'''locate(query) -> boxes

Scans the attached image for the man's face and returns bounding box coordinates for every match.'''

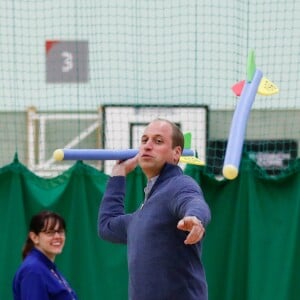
[138,120,181,178]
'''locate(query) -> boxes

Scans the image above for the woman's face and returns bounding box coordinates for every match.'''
[30,220,66,261]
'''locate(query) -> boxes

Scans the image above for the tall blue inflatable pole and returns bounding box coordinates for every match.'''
[222,50,279,179]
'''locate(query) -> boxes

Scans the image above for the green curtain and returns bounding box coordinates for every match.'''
[1,155,300,300]
[186,157,300,300]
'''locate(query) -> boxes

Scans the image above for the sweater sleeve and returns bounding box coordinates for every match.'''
[97,176,131,243]
[18,271,49,300]
[172,175,211,226]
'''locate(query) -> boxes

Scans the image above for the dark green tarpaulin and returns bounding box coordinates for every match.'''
[1,155,300,300]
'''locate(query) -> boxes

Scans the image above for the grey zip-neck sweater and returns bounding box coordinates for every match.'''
[98,163,211,300]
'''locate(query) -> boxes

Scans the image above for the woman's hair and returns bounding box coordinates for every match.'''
[22,210,66,260]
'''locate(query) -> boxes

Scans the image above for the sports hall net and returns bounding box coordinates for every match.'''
[0,0,300,178]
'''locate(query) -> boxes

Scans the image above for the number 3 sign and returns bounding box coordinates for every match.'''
[46,40,89,83]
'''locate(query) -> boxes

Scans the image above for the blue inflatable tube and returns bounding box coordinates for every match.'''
[53,148,195,161]
[222,69,263,179]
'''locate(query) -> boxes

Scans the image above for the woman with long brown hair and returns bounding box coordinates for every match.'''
[13,210,78,299]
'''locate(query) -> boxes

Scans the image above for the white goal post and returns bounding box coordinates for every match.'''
[101,105,208,174]
[27,107,102,177]
[26,105,208,177]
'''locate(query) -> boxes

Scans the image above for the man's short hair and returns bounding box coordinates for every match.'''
[153,118,184,153]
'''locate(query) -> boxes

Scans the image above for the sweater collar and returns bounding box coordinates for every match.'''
[158,163,183,181]
[29,247,57,270]
[147,163,182,196]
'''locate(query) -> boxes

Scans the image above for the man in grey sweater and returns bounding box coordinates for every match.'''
[98,118,211,300]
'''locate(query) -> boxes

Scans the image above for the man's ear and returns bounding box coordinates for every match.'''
[173,146,182,163]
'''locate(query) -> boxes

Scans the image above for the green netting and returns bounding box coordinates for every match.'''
[1,1,300,299]
[0,1,300,178]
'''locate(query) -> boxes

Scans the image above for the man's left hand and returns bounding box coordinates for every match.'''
[177,216,205,245]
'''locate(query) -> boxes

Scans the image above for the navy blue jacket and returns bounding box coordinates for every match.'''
[98,163,211,300]
[13,248,78,300]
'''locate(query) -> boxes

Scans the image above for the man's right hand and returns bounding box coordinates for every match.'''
[111,154,139,176]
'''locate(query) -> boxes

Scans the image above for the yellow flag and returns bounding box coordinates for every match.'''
[179,156,205,166]
[257,77,279,96]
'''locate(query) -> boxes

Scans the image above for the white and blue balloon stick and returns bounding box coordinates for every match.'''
[53,132,205,166]
[222,50,279,179]
[54,148,195,161]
